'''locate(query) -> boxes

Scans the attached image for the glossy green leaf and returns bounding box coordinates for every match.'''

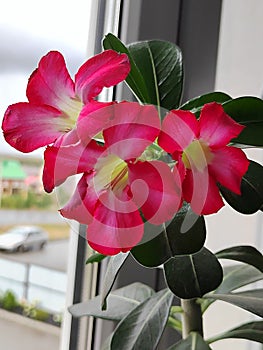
[103,33,184,110]
[101,252,129,310]
[110,288,173,350]
[167,333,212,350]
[164,248,223,299]
[132,203,206,267]
[216,264,263,294]
[201,264,263,312]
[216,246,263,272]
[207,321,263,344]
[103,33,150,103]
[128,40,183,110]
[222,96,263,146]
[204,289,263,317]
[180,91,232,115]
[219,160,263,214]
[68,282,154,321]
[86,253,107,265]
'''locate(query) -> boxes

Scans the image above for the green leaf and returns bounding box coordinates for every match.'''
[200,264,263,312]
[216,246,263,272]
[207,321,263,344]
[86,253,107,265]
[101,252,129,310]
[180,91,232,115]
[222,96,263,146]
[103,33,150,103]
[164,248,223,299]
[132,203,206,267]
[167,333,212,350]
[68,282,154,321]
[103,33,184,110]
[204,289,263,317]
[128,40,183,110]
[215,264,263,294]
[219,160,263,214]
[110,288,173,350]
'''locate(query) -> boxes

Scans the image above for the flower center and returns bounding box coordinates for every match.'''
[61,97,83,132]
[182,139,213,171]
[140,142,164,161]
[94,154,128,193]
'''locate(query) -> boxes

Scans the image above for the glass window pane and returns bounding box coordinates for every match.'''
[0,1,97,349]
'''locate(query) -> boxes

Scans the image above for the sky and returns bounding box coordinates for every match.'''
[0,0,93,158]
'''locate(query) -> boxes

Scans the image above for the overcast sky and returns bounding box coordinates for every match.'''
[0,0,93,158]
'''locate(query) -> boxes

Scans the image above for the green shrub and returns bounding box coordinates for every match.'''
[1,290,18,311]
[21,300,49,322]
[1,194,25,209]
[22,299,38,317]
[1,191,53,209]
[33,308,50,322]
[25,191,53,209]
[53,312,63,325]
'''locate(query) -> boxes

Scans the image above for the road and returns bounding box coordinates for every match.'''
[0,239,69,272]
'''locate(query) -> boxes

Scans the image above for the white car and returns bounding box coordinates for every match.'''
[0,226,48,252]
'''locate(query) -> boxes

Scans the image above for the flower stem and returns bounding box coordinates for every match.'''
[181,298,203,339]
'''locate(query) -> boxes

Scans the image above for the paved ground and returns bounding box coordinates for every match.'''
[0,239,69,272]
[0,309,60,350]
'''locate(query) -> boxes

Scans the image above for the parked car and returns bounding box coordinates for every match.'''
[0,226,48,252]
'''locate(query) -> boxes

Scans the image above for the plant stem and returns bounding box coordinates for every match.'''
[181,298,203,339]
[167,316,182,332]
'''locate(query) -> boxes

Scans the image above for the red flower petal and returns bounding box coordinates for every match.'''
[53,128,79,147]
[87,241,125,256]
[128,160,182,225]
[199,102,245,148]
[75,50,130,104]
[87,190,143,255]
[159,109,199,153]
[173,155,186,183]
[183,168,224,215]
[60,175,93,225]
[26,51,75,111]
[103,102,161,160]
[209,146,249,194]
[43,139,105,192]
[77,101,115,142]
[2,103,66,152]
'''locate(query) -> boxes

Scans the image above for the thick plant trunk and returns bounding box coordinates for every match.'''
[181,298,203,338]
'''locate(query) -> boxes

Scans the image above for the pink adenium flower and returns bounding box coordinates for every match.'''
[45,102,182,255]
[158,102,249,215]
[2,50,130,152]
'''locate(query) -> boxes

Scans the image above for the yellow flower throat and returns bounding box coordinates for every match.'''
[182,139,213,171]
[94,154,128,193]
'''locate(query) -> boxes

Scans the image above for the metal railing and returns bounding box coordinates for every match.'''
[0,258,66,313]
